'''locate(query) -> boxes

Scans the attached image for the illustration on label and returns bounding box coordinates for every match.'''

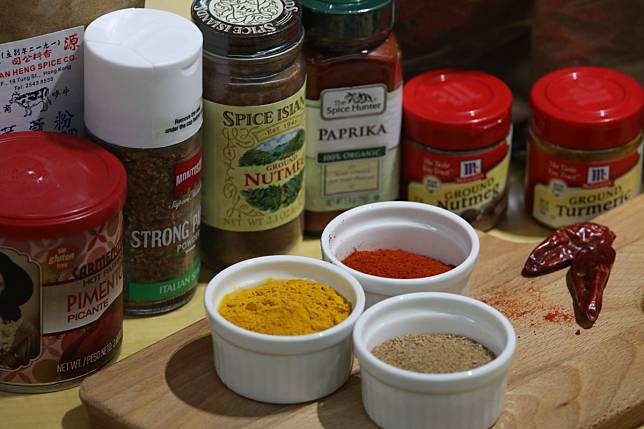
[0,27,84,135]
[306,85,402,212]
[193,0,298,33]
[202,86,306,232]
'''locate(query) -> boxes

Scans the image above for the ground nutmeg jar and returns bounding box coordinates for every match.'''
[85,9,204,314]
[402,70,513,230]
[301,0,403,235]
[526,66,644,228]
[192,0,306,270]
[0,131,126,392]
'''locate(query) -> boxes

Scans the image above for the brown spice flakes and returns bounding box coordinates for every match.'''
[371,334,495,374]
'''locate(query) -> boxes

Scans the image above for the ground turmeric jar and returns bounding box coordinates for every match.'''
[192,0,306,270]
[526,67,644,228]
[402,70,513,231]
[301,0,403,235]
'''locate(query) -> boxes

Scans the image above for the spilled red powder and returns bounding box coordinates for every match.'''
[544,309,573,323]
[575,330,581,335]
[341,248,454,279]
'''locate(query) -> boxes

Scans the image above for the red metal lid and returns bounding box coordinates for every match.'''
[530,67,644,150]
[403,70,512,151]
[0,132,127,239]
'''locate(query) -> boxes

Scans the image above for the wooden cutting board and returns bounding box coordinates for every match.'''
[80,196,644,429]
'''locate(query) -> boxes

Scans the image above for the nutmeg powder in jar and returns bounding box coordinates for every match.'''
[193,0,306,270]
[84,9,204,315]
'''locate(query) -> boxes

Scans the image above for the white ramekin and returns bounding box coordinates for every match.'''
[321,201,480,307]
[353,292,516,429]
[204,255,365,404]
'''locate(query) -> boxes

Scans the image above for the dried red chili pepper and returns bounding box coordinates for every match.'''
[568,244,616,322]
[522,222,616,276]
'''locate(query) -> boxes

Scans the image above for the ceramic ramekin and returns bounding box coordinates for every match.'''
[321,201,480,307]
[204,255,365,404]
[353,292,516,429]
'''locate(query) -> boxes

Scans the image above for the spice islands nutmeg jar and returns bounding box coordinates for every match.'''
[0,131,126,393]
[192,0,306,270]
[402,70,513,230]
[526,67,644,228]
[301,0,403,235]
[84,9,204,315]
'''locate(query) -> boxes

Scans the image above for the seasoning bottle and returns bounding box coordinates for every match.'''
[192,0,306,270]
[0,131,126,392]
[402,70,513,230]
[526,67,644,228]
[300,0,403,235]
[84,9,204,315]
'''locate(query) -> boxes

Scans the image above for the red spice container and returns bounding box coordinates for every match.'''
[0,132,126,392]
[301,0,403,234]
[526,67,644,228]
[402,70,513,230]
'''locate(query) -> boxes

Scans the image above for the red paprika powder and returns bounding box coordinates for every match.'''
[341,249,454,279]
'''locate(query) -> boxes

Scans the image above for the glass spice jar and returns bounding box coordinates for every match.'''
[84,9,204,315]
[402,70,513,231]
[526,67,644,228]
[301,0,403,235]
[192,0,306,270]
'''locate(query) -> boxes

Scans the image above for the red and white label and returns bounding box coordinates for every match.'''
[175,150,202,198]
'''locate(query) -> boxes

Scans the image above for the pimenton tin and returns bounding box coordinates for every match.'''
[402,70,513,230]
[526,67,644,228]
[0,132,127,392]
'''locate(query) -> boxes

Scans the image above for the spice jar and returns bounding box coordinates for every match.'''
[402,70,513,230]
[192,0,306,270]
[84,9,204,315]
[526,67,644,228]
[0,131,126,393]
[301,0,403,235]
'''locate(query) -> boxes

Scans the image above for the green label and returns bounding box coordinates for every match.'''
[317,147,386,163]
[128,259,201,301]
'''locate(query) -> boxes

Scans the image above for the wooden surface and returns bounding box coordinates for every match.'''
[79,196,644,429]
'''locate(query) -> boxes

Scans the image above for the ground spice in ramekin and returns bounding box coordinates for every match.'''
[372,333,495,374]
[341,248,454,279]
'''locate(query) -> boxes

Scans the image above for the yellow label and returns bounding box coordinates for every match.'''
[533,159,642,227]
[408,151,510,213]
[201,86,306,232]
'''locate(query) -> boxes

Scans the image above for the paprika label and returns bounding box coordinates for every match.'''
[0,214,123,389]
[405,136,511,215]
[526,137,643,228]
[201,84,306,232]
[305,84,402,211]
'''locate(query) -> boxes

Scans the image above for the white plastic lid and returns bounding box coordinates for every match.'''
[84,8,203,149]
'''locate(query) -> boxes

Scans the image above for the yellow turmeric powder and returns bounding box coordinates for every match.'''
[219,278,352,336]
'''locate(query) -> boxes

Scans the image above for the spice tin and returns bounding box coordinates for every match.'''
[402,70,513,230]
[84,9,203,315]
[192,0,306,270]
[0,132,126,392]
[526,67,644,228]
[300,0,403,235]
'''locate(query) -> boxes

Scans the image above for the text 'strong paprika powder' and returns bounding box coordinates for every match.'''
[301,0,403,234]
[526,67,644,228]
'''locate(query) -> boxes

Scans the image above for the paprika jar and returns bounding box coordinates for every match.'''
[301,0,403,235]
[402,70,513,231]
[0,132,126,392]
[192,0,306,270]
[526,67,644,228]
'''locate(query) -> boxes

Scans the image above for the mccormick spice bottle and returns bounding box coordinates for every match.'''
[84,9,204,315]
[526,67,644,228]
[402,70,513,230]
[192,0,306,270]
[301,0,403,235]
[0,131,126,392]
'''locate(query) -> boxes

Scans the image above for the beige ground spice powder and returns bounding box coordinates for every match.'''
[372,333,496,374]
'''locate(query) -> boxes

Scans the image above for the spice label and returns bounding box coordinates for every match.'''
[0,27,84,136]
[406,136,511,215]
[305,85,402,211]
[193,0,299,33]
[202,85,306,232]
[0,215,123,387]
[528,138,643,228]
